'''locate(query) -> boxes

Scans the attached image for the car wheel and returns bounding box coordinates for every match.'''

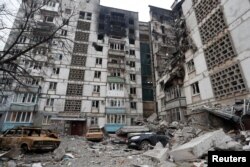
[21,144,28,153]
[139,140,150,150]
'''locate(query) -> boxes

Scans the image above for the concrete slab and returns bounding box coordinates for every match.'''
[169,129,230,161]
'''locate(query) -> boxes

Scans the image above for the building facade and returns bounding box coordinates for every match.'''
[182,0,250,116]
[0,0,143,134]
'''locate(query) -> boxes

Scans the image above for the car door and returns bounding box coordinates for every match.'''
[0,129,16,149]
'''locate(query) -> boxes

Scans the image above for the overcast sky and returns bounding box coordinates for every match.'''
[100,0,174,21]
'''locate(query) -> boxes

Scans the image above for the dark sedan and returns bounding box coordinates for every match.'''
[127,132,170,150]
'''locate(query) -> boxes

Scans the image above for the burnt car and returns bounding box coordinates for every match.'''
[86,126,104,141]
[0,126,60,152]
[127,132,170,150]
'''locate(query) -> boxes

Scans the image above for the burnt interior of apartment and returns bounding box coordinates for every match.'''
[98,7,134,39]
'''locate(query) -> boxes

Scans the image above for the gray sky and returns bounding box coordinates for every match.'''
[100,0,174,21]
[0,0,173,50]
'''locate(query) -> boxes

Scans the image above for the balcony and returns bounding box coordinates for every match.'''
[108,49,125,57]
[104,124,125,133]
[15,85,41,93]
[107,63,125,69]
[107,76,125,83]
[106,107,126,114]
[10,103,38,112]
[164,97,187,110]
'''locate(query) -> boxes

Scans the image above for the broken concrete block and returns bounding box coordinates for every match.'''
[32,163,42,167]
[143,148,169,162]
[169,121,179,129]
[159,161,177,167]
[7,160,17,167]
[147,113,157,123]
[154,142,164,149]
[53,147,65,161]
[243,143,250,151]
[169,129,230,161]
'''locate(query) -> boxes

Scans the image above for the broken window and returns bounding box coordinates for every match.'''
[5,111,32,123]
[44,16,54,22]
[130,74,136,81]
[53,67,60,75]
[130,61,135,68]
[0,96,7,104]
[68,69,85,81]
[107,114,126,124]
[130,87,136,95]
[98,34,104,40]
[187,59,195,73]
[92,100,99,108]
[109,83,123,91]
[79,11,85,19]
[61,30,67,36]
[64,100,81,112]
[65,8,72,14]
[191,82,200,95]
[130,102,137,109]
[129,28,135,35]
[63,19,69,25]
[129,50,135,55]
[94,71,101,78]
[91,117,98,125]
[129,38,135,45]
[66,84,83,96]
[42,116,51,125]
[49,82,57,90]
[93,85,100,93]
[15,93,38,103]
[129,18,134,25]
[87,13,92,20]
[46,98,54,107]
[96,58,102,65]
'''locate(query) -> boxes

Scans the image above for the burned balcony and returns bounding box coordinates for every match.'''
[163,85,187,110]
[107,62,125,69]
[108,40,126,56]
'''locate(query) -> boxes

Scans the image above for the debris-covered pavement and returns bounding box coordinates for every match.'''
[1,117,250,167]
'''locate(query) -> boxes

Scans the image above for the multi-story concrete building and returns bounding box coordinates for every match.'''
[0,0,143,135]
[182,0,250,116]
[150,0,250,123]
[149,1,189,122]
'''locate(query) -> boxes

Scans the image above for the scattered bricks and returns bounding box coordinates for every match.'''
[210,63,246,99]
[199,8,227,44]
[204,33,236,70]
[169,129,231,161]
[194,0,220,23]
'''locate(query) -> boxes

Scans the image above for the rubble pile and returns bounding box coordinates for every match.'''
[1,115,250,167]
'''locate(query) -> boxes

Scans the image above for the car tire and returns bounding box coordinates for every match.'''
[21,144,28,153]
[139,140,150,150]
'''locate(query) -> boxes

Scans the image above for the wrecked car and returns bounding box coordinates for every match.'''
[127,132,170,150]
[86,126,104,141]
[0,126,60,152]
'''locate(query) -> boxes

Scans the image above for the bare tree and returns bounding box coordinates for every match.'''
[0,0,77,92]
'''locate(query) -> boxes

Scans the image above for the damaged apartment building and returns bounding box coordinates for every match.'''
[0,0,143,135]
[151,0,250,123]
